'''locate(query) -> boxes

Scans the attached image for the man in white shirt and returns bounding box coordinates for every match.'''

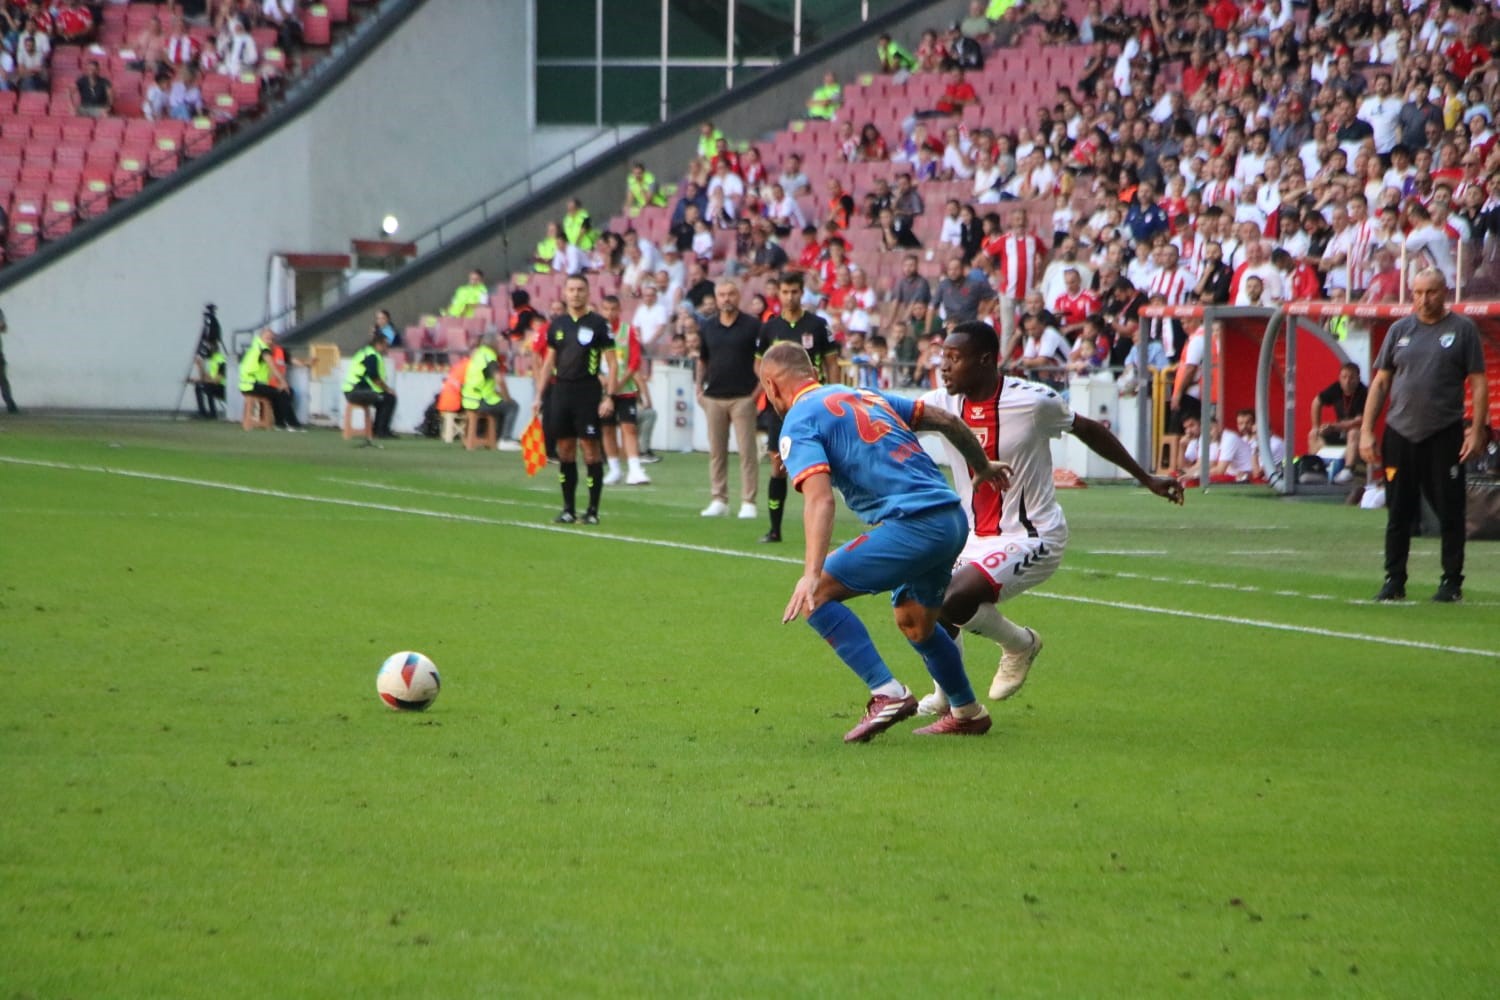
[1358,73,1403,155]
[631,281,672,356]
[1234,240,1287,305]
[914,320,1182,715]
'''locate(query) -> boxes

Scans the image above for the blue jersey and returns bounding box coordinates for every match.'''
[779,383,959,524]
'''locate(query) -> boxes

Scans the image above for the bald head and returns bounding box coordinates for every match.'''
[761,341,817,379]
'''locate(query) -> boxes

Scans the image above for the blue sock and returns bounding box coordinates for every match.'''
[909,628,976,708]
[807,602,894,691]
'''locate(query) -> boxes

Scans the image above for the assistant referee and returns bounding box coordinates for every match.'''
[1361,268,1490,603]
[533,275,616,525]
[756,270,841,542]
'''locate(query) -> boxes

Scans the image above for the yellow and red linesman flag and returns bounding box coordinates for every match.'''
[520,417,547,476]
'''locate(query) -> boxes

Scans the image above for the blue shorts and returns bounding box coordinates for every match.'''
[824,504,967,609]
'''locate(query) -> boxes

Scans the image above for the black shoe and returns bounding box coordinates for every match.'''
[1432,577,1463,603]
[1373,579,1406,601]
[581,511,600,525]
[554,511,576,524]
[640,451,662,464]
[759,531,782,543]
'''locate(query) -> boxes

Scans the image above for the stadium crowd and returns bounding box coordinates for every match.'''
[389,1,1500,484]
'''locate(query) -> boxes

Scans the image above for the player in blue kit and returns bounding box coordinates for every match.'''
[759,341,1013,741]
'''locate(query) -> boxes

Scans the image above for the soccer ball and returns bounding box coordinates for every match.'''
[376,651,441,711]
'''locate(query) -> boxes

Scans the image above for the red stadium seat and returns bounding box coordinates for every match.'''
[42,191,77,238]
[183,116,214,158]
[148,135,180,179]
[6,220,39,260]
[230,72,261,113]
[113,155,146,197]
[303,5,331,46]
[16,92,48,116]
[78,174,112,219]
[325,0,350,22]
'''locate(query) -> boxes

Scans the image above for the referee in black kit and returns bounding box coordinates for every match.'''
[533,275,617,525]
[755,270,841,542]
[1362,268,1490,603]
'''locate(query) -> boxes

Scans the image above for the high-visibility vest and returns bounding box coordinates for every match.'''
[205,349,226,385]
[626,171,665,216]
[986,0,1020,18]
[807,83,841,120]
[696,129,724,160]
[343,345,387,392]
[877,39,916,71]
[462,345,501,409]
[238,334,271,392]
[1328,314,1349,341]
[533,236,558,273]
[563,208,590,246]
[445,282,488,318]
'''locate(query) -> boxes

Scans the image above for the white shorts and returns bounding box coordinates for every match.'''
[955,532,1066,603]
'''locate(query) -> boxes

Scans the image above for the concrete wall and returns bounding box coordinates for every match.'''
[1,0,559,409]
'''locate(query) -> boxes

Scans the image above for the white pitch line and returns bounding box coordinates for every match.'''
[1035,593,1498,659]
[5,455,1496,659]
[322,477,551,510]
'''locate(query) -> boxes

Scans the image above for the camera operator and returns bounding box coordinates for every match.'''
[190,304,226,419]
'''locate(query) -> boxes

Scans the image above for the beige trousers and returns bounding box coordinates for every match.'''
[702,393,759,504]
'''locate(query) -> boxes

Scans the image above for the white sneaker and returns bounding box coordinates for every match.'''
[625,471,652,485]
[602,468,622,485]
[737,502,757,519]
[496,439,521,452]
[915,689,950,717]
[701,500,729,517]
[1333,467,1354,484]
[990,628,1042,700]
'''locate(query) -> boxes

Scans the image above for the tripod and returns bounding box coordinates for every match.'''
[173,307,228,420]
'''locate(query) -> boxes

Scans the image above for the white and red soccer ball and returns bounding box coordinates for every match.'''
[376,651,441,711]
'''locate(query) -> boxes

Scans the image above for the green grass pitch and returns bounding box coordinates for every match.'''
[2,417,1497,997]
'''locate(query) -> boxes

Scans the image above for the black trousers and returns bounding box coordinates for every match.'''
[345,389,397,435]
[1383,422,1467,584]
[245,384,297,428]
[195,382,225,417]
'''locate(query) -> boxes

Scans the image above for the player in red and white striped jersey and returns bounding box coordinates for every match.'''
[992,208,1050,357]
[914,322,1184,714]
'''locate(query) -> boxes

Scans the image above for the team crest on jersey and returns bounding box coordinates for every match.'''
[1439,333,1455,348]
[779,435,793,460]
[802,333,815,349]
[1396,336,1410,348]
[578,327,595,346]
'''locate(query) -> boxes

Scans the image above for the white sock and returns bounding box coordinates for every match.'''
[606,457,621,474]
[952,701,986,720]
[627,457,644,476]
[963,604,1031,652]
[872,679,907,699]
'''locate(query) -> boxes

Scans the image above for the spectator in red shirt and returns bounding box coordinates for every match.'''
[1051,267,1101,336]
[1361,247,1402,303]
[858,123,889,162]
[1206,0,1240,37]
[1447,27,1491,82]
[795,224,823,271]
[934,66,978,116]
[52,0,92,43]
[1181,48,1212,96]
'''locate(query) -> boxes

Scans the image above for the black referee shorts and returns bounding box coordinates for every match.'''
[551,380,604,441]
[600,394,638,428]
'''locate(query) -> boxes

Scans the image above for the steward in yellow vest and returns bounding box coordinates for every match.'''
[807,72,841,120]
[462,333,521,447]
[344,333,398,439]
[239,328,300,429]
